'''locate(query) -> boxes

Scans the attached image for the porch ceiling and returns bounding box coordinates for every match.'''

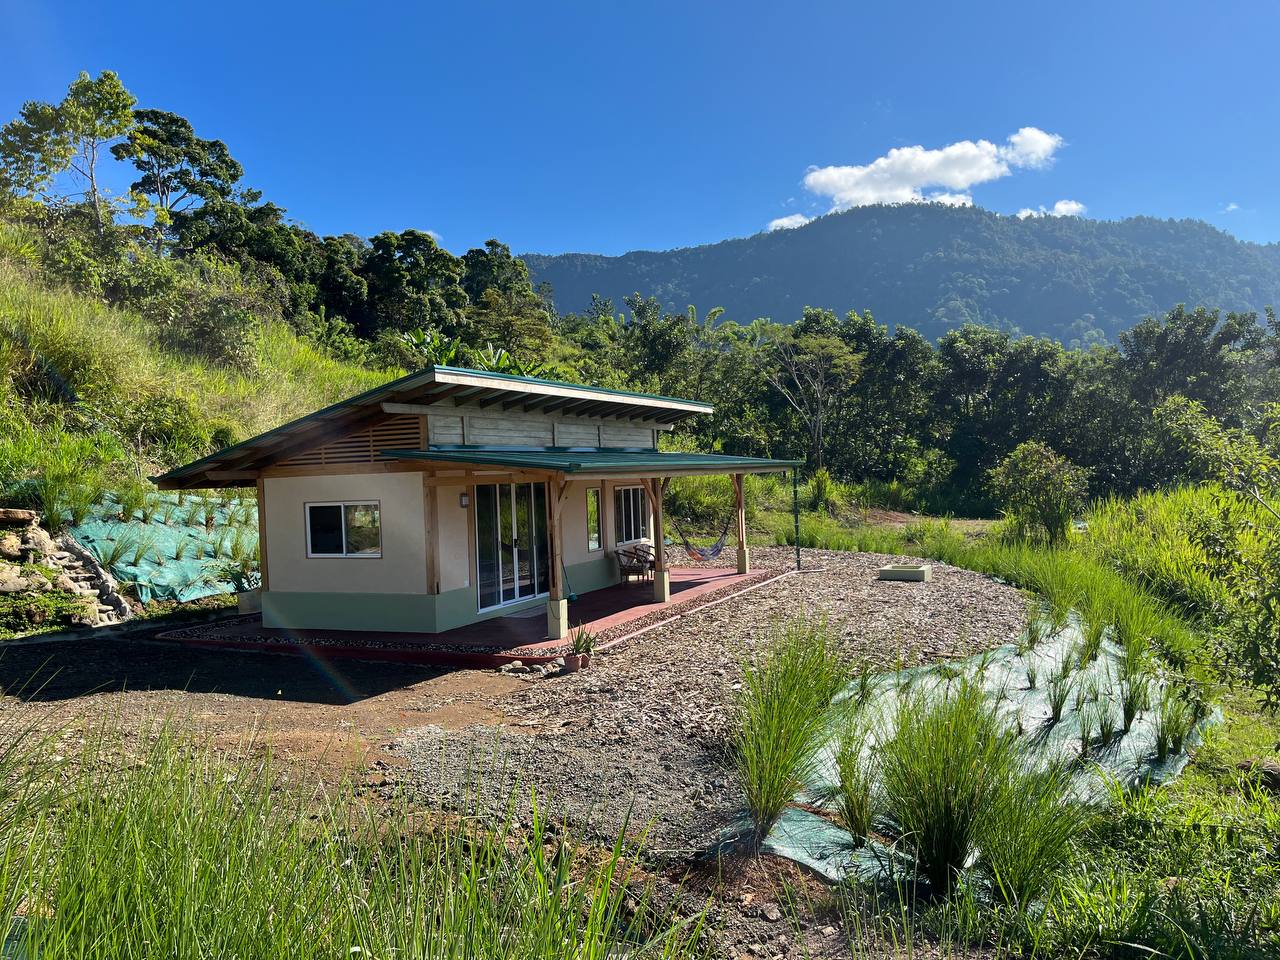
[379,447,799,477]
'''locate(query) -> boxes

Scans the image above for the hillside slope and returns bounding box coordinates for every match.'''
[525,205,1280,343]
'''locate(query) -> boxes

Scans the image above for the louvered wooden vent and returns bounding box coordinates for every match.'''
[276,415,423,468]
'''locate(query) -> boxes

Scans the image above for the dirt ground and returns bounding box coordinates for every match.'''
[0,547,1024,958]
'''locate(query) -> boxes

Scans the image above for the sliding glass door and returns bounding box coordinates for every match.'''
[476,482,550,611]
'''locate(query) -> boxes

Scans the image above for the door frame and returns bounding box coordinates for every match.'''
[474,480,550,613]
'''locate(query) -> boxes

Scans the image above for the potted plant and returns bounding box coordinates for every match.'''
[565,626,596,672]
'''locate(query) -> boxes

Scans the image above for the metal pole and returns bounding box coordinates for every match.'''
[791,466,801,571]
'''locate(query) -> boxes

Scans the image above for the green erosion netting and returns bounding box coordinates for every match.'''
[732,616,1218,884]
[70,493,258,603]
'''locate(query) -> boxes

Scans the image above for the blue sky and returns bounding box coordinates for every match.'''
[3,0,1276,255]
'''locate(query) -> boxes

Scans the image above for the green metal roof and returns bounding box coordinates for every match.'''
[380,447,800,475]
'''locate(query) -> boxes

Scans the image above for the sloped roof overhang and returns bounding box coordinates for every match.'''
[154,366,716,489]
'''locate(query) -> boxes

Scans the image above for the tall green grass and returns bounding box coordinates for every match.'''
[877,680,1092,906]
[1,728,705,958]
[877,680,1019,894]
[731,619,850,850]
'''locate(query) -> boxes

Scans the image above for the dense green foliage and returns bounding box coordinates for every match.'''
[525,203,1280,345]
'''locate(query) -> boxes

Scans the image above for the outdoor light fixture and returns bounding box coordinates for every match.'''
[459,492,470,508]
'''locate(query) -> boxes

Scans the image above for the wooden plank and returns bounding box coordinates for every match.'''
[206,470,260,482]
[734,473,747,547]
[261,461,431,479]
[255,478,270,592]
[649,477,666,574]
[424,475,439,594]
[548,478,566,600]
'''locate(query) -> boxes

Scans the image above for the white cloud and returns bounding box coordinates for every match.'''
[796,127,1064,213]
[1016,198,1086,219]
[1224,202,1240,212]
[1004,127,1062,167]
[927,192,973,207]
[767,213,813,231]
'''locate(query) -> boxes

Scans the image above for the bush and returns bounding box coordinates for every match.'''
[731,619,850,850]
[981,759,1091,909]
[877,680,1020,894]
[987,441,1089,546]
[831,720,877,845]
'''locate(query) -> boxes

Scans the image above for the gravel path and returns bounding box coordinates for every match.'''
[394,549,1027,855]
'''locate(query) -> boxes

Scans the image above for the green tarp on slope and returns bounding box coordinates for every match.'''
[70,493,258,604]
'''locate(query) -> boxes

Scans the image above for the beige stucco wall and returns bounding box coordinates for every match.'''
[264,472,427,594]
[561,479,606,567]
[263,470,655,606]
[436,483,472,592]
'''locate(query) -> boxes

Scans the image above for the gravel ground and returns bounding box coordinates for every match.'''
[394,548,1027,856]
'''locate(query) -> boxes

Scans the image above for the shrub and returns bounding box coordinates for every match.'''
[831,721,877,845]
[731,619,850,851]
[805,468,846,515]
[981,759,1091,909]
[987,441,1089,546]
[877,680,1019,894]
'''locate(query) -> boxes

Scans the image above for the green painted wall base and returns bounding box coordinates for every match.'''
[261,556,620,634]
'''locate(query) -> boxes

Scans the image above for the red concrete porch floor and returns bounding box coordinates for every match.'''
[153,567,767,668]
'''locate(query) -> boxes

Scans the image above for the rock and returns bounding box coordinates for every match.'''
[26,571,51,592]
[762,904,783,923]
[1238,758,1280,792]
[0,508,38,526]
[70,602,99,627]
[0,534,21,560]
[21,526,55,557]
[53,574,79,593]
[0,563,28,593]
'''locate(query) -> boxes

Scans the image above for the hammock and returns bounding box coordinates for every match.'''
[671,516,734,562]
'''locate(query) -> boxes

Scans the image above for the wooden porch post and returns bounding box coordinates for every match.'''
[650,477,670,602]
[547,477,570,640]
[255,478,269,593]
[734,473,750,574]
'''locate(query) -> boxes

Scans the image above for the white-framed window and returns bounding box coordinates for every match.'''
[306,501,382,558]
[586,487,602,552]
[613,485,649,545]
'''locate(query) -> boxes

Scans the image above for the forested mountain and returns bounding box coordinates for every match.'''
[525,205,1280,344]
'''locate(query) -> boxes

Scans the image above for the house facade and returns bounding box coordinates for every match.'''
[156,366,796,638]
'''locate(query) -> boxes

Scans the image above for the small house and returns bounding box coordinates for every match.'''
[156,366,795,639]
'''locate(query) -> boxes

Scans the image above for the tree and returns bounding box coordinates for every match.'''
[111,108,243,245]
[461,240,555,363]
[987,441,1089,546]
[1161,397,1280,708]
[360,230,469,336]
[0,71,136,233]
[763,309,861,470]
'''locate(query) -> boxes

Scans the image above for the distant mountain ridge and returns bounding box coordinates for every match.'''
[523,205,1280,344]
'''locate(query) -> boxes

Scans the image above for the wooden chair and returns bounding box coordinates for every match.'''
[616,542,655,583]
